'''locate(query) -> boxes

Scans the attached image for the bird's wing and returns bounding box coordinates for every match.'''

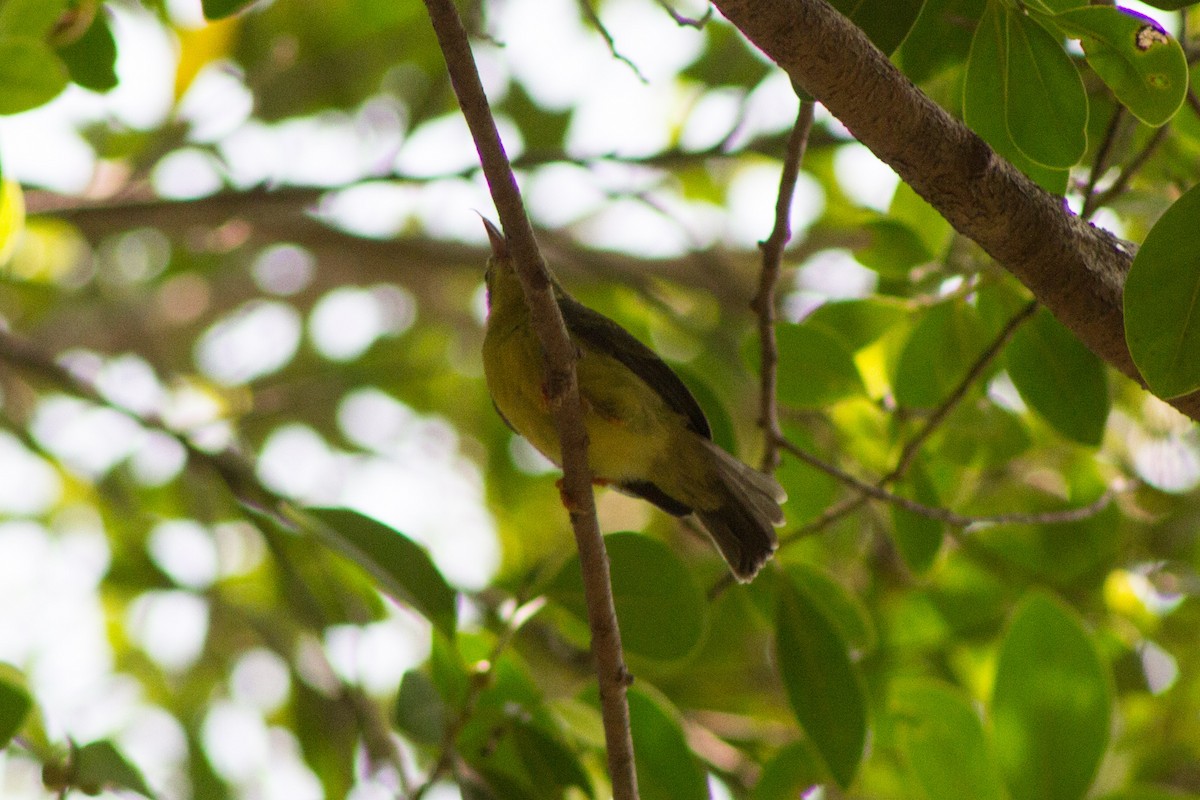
[557,291,712,439]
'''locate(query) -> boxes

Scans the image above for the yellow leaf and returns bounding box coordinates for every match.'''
[174,15,239,100]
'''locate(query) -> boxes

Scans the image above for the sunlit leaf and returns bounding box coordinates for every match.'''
[0,38,69,114]
[1125,182,1200,398]
[776,575,867,788]
[992,591,1112,800]
[306,507,457,637]
[894,301,989,408]
[774,322,867,408]
[0,179,26,266]
[0,663,32,748]
[1049,6,1186,126]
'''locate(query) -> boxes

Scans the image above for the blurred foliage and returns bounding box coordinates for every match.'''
[0,0,1198,798]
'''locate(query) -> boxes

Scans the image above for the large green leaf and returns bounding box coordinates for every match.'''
[964,1,1069,192]
[1049,6,1187,126]
[57,7,117,92]
[1004,9,1088,168]
[787,563,876,655]
[893,679,1005,800]
[546,532,707,662]
[73,740,157,799]
[0,663,32,748]
[306,507,457,637]
[894,301,989,408]
[394,669,447,745]
[774,322,867,408]
[1006,307,1109,445]
[628,687,708,800]
[1124,182,1200,398]
[0,37,69,114]
[0,0,67,38]
[750,740,823,800]
[992,592,1112,800]
[776,574,867,788]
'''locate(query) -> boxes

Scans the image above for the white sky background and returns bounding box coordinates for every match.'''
[0,0,1191,798]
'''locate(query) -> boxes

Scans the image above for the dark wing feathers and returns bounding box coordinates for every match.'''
[556,291,711,439]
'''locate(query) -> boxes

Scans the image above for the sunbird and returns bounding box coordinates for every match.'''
[481,219,784,581]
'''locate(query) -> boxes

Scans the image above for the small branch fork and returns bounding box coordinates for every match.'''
[422,2,639,798]
[753,99,816,472]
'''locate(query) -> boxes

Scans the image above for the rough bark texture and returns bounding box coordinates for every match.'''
[711,0,1200,420]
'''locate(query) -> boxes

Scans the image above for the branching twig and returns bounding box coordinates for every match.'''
[422,2,639,798]
[1079,105,1124,220]
[753,99,815,472]
[577,0,649,83]
[775,435,1116,529]
[885,298,1039,483]
[1083,124,1171,218]
[653,0,713,27]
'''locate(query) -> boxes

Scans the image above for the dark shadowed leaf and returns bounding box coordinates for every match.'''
[628,686,708,800]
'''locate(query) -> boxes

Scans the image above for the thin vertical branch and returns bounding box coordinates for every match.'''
[753,99,815,472]
[421,3,639,799]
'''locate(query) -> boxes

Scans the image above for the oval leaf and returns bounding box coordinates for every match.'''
[628,687,708,800]
[894,301,989,408]
[964,1,1069,192]
[1006,308,1110,445]
[1051,6,1187,126]
[890,463,945,574]
[306,507,457,637]
[0,38,69,114]
[1005,9,1089,168]
[992,591,1112,800]
[893,679,1005,800]
[775,322,866,408]
[776,574,867,788]
[547,532,706,662]
[58,7,118,93]
[1125,182,1200,398]
[750,740,823,800]
[73,740,156,799]
[0,663,32,748]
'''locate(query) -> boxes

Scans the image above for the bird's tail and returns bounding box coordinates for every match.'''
[694,439,785,582]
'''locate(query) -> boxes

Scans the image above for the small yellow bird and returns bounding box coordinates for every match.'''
[481,219,784,581]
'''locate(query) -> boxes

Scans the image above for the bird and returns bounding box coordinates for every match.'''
[480,218,784,581]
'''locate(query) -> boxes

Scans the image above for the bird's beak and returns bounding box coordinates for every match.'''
[481,217,508,258]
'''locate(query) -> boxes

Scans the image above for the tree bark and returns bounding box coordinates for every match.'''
[710,0,1200,421]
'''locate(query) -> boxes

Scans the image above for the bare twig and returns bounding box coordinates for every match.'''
[1079,105,1124,220]
[653,0,712,27]
[754,99,815,472]
[775,436,1116,529]
[422,2,638,798]
[885,298,1039,483]
[1084,124,1171,217]
[577,0,649,83]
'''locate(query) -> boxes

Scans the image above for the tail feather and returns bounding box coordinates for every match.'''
[695,440,784,582]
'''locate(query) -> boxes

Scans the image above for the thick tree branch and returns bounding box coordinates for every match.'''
[422,2,639,798]
[710,0,1200,421]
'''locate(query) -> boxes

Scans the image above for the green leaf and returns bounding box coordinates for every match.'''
[890,463,945,574]
[1006,308,1109,445]
[805,297,909,352]
[681,20,772,88]
[546,532,706,662]
[855,218,933,278]
[0,178,25,266]
[786,563,876,655]
[512,721,595,799]
[776,574,868,788]
[0,663,32,748]
[57,7,117,92]
[73,740,156,799]
[305,507,457,637]
[894,301,988,408]
[897,0,987,85]
[628,686,708,800]
[1125,182,1200,398]
[992,591,1112,800]
[0,0,67,39]
[394,670,447,745]
[1049,7,1187,126]
[202,0,259,20]
[775,322,867,408]
[893,679,1005,800]
[1004,9,1088,168]
[826,0,924,55]
[964,1,1070,192]
[750,740,823,800]
[0,37,69,114]
[1130,0,1199,12]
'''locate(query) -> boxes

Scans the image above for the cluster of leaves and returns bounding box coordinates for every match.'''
[0,0,1199,799]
